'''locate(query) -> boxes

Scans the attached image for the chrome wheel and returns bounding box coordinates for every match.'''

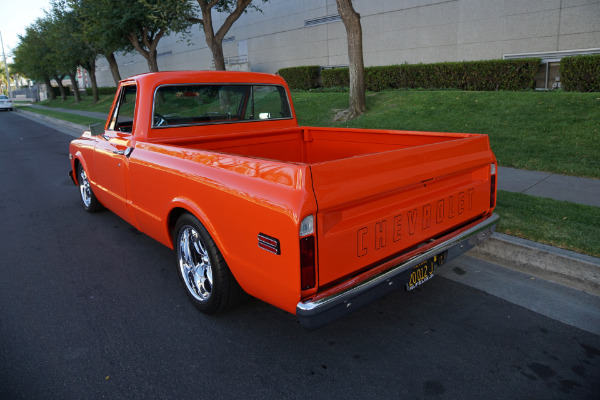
[173,214,247,314]
[76,164,101,212]
[178,225,213,302]
[79,168,92,208]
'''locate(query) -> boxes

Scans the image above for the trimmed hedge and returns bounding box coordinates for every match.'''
[322,68,350,88]
[85,86,118,96]
[560,54,600,92]
[322,59,540,91]
[277,66,321,90]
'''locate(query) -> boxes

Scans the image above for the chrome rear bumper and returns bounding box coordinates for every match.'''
[296,213,499,330]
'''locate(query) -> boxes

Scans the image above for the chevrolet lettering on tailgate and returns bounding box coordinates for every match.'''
[358,188,476,257]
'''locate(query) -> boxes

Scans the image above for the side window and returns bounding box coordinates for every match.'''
[108,85,137,132]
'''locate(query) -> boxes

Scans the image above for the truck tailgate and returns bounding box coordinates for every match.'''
[310,134,495,287]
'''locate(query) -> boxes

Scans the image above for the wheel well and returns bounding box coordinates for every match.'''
[168,207,191,240]
[167,207,218,252]
[73,158,82,185]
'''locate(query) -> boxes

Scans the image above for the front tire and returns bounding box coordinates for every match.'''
[77,163,102,212]
[174,214,246,314]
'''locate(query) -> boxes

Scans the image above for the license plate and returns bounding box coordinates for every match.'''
[406,258,434,291]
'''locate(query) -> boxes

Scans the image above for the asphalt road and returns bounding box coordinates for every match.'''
[1,111,599,400]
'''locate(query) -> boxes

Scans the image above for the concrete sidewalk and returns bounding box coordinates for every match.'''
[498,166,600,207]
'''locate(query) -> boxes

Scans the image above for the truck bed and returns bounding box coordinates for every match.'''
[167,126,496,287]
[166,127,470,164]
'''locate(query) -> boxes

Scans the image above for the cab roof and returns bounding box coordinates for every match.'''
[121,70,288,87]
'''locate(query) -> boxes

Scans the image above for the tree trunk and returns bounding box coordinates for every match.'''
[335,0,366,120]
[68,72,81,103]
[210,40,226,71]
[105,52,122,86]
[146,48,159,72]
[128,29,163,73]
[195,0,254,71]
[132,44,159,72]
[200,11,225,71]
[44,76,56,101]
[86,61,99,103]
[53,74,67,101]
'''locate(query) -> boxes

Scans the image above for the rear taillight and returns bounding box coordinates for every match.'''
[490,163,497,208]
[300,236,316,290]
[300,215,316,290]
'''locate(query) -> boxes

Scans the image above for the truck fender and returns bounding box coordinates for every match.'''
[165,197,224,254]
[71,153,90,186]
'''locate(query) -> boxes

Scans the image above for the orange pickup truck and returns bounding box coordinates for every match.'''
[69,71,498,329]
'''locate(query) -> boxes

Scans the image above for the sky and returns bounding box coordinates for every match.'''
[1,0,51,63]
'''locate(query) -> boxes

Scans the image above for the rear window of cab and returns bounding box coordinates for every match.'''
[152,84,292,128]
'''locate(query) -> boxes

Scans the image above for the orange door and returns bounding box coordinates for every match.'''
[93,132,133,224]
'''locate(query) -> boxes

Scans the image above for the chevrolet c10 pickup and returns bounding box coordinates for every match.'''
[69,71,498,329]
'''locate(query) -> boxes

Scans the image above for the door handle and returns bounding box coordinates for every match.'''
[112,147,134,157]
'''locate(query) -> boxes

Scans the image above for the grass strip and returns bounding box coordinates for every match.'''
[17,106,105,127]
[37,95,116,113]
[494,190,600,257]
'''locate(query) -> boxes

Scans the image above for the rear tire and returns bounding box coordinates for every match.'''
[174,214,247,314]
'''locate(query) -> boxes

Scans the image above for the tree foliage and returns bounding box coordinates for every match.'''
[0,61,13,95]
[11,19,59,99]
[46,0,102,102]
[189,0,268,71]
[68,0,134,85]
[12,0,268,97]
[85,0,196,72]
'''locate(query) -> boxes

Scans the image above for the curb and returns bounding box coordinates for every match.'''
[15,108,87,137]
[469,232,600,296]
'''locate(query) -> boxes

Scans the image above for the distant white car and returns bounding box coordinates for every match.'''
[0,95,13,111]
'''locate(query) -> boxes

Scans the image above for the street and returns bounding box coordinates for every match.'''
[1,111,599,399]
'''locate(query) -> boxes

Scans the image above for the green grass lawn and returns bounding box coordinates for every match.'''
[292,90,600,179]
[38,94,115,113]
[17,105,106,126]
[494,191,600,257]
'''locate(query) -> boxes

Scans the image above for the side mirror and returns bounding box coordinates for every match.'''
[89,123,104,136]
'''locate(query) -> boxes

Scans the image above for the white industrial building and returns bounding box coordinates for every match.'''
[93,0,600,88]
